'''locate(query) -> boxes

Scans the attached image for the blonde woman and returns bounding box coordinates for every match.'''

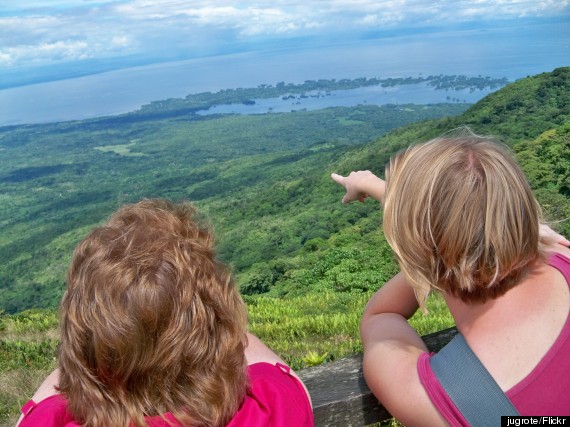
[18,200,313,427]
[333,132,570,425]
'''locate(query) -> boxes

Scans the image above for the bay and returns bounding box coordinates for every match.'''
[196,83,497,116]
[0,20,568,127]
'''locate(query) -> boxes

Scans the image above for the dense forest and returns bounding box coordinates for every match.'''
[0,88,474,313]
[0,67,568,425]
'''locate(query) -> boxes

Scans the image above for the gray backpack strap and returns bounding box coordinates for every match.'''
[430,333,519,426]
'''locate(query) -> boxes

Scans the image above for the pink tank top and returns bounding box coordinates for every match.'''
[418,253,570,425]
[19,362,314,427]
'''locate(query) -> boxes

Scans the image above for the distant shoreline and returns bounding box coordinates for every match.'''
[0,75,506,128]
[1,21,567,126]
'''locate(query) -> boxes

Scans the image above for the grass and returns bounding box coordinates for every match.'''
[0,310,59,426]
[94,142,146,157]
[248,291,454,369]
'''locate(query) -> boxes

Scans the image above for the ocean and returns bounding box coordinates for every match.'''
[0,20,568,127]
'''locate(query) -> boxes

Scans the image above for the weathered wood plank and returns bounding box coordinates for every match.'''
[298,327,458,427]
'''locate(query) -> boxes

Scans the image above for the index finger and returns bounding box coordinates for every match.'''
[331,173,346,187]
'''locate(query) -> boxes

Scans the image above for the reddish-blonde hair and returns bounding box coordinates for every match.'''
[383,130,545,309]
[58,199,248,427]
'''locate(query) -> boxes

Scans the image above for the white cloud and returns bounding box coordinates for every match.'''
[0,51,12,65]
[113,2,318,36]
[362,14,379,25]
[110,36,131,48]
[0,40,90,66]
[1,0,568,69]
[0,16,61,42]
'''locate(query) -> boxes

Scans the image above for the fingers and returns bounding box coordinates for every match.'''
[332,172,370,204]
[331,173,346,188]
[331,173,350,204]
[539,224,570,246]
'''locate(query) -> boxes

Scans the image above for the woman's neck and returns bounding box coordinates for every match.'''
[443,252,565,338]
[444,293,495,336]
[443,285,524,340]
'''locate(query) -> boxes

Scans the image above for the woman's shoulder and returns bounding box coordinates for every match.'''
[18,394,78,427]
[246,362,309,402]
[227,362,314,427]
[544,244,570,280]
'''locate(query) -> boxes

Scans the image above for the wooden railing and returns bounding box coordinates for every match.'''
[298,327,458,427]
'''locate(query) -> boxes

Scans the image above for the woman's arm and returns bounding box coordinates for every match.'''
[244,332,288,366]
[30,368,60,402]
[332,170,446,425]
[362,272,419,321]
[360,274,447,426]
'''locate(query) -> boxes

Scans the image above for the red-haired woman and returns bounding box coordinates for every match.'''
[18,200,313,427]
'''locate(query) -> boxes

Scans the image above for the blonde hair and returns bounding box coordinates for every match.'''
[58,199,248,427]
[383,130,544,309]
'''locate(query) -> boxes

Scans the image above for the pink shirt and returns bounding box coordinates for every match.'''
[418,253,570,426]
[19,362,314,427]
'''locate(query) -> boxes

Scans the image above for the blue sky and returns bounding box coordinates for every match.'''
[1,0,569,74]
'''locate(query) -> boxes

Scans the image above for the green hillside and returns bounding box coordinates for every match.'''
[0,97,468,313]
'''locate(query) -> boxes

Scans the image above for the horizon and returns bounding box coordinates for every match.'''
[2,0,570,89]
